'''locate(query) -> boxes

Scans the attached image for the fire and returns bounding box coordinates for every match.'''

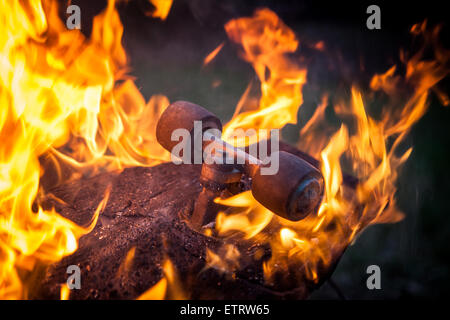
[117,246,136,277]
[60,283,70,300]
[203,42,224,67]
[221,8,307,146]
[137,277,167,300]
[205,244,240,276]
[215,191,273,239]
[0,0,448,299]
[147,0,173,20]
[211,10,449,285]
[0,0,171,299]
[138,258,186,300]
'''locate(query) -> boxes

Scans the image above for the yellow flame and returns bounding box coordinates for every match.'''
[137,278,167,300]
[0,0,448,298]
[214,11,449,286]
[222,9,307,146]
[147,0,173,20]
[60,283,70,300]
[117,246,136,277]
[0,0,170,298]
[137,258,186,300]
[205,244,240,275]
[215,191,273,239]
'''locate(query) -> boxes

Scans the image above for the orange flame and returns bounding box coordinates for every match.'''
[205,244,240,275]
[203,42,225,66]
[147,0,173,20]
[0,0,170,298]
[137,258,186,300]
[60,283,70,300]
[137,277,167,300]
[222,8,307,146]
[214,10,449,285]
[116,246,136,277]
[0,0,448,299]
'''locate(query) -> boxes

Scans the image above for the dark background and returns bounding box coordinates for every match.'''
[68,0,450,299]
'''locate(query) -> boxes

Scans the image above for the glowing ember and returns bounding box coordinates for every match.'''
[203,42,225,67]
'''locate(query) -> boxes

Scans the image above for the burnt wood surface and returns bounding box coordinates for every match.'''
[33,143,351,300]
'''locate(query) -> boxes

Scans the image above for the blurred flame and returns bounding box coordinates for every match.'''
[147,0,173,20]
[203,42,224,66]
[205,244,240,275]
[60,283,70,300]
[137,278,167,300]
[117,246,136,277]
[0,0,170,298]
[314,41,325,51]
[137,258,186,300]
[298,94,329,157]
